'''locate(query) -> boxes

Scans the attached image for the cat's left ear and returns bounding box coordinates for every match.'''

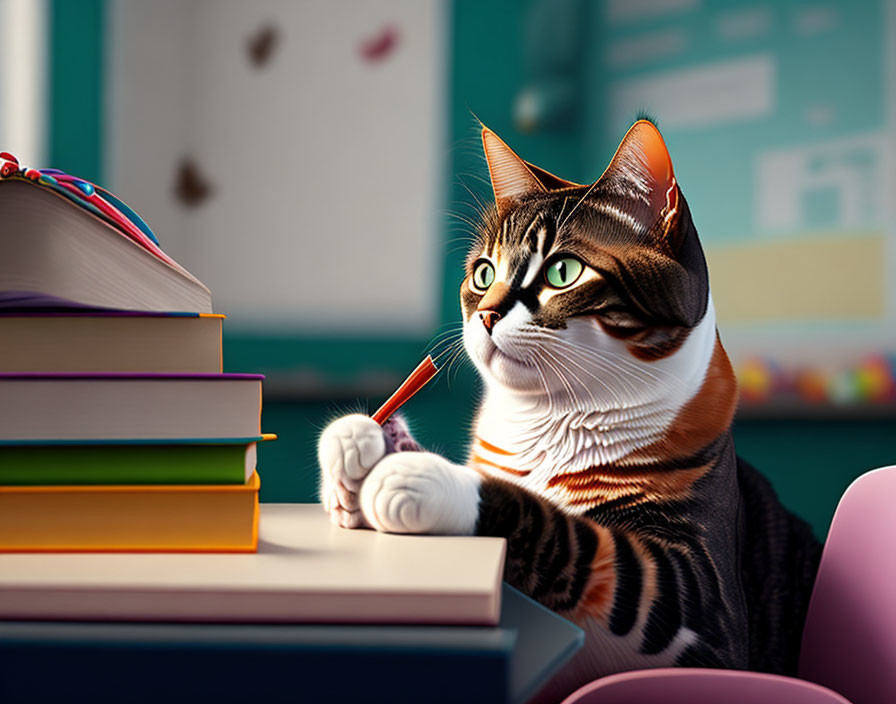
[598,120,682,250]
[481,127,546,217]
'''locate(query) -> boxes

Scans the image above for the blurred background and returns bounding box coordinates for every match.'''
[2,0,895,538]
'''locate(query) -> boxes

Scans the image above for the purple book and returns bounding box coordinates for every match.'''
[0,373,263,380]
[0,291,116,311]
[0,373,264,442]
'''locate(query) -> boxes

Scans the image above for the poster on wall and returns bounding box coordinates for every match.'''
[0,0,46,168]
[108,0,445,337]
[596,0,896,410]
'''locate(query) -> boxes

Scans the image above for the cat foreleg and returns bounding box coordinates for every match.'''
[317,413,424,528]
[318,414,386,528]
[474,478,616,618]
[359,452,482,535]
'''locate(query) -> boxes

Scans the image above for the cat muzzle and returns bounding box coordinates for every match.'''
[479,310,501,334]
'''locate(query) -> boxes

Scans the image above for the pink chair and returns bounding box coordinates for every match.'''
[799,465,896,704]
[560,465,896,704]
[559,668,850,704]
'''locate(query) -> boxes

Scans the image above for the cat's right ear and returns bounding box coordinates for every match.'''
[481,127,545,217]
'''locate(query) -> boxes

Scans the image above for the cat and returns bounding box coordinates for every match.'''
[317,119,821,700]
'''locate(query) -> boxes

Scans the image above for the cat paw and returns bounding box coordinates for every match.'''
[359,452,481,535]
[318,414,387,528]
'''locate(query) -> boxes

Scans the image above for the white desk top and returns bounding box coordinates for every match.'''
[0,503,506,625]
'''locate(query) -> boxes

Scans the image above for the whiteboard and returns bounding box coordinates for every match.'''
[107,0,445,334]
[0,0,46,167]
[596,0,896,370]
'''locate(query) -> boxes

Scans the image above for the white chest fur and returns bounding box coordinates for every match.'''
[471,300,718,511]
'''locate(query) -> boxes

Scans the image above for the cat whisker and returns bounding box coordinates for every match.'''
[427,331,463,355]
[429,337,464,367]
[455,174,490,208]
[538,349,584,412]
[531,358,554,412]
[515,330,636,403]
[562,338,688,388]
[540,346,600,411]
[556,196,570,232]
[518,328,687,394]
[559,180,600,231]
[445,341,473,387]
[515,329,684,410]
[550,343,642,401]
[553,347,629,409]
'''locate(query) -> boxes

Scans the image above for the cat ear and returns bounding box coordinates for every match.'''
[523,161,583,191]
[599,120,681,247]
[481,127,546,216]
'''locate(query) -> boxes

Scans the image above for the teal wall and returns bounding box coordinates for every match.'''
[258,398,894,540]
[48,0,105,184]
[587,0,885,246]
[254,0,894,542]
[256,0,896,541]
[48,0,894,541]
[732,419,895,538]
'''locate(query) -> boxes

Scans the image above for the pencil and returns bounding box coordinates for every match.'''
[371,355,439,425]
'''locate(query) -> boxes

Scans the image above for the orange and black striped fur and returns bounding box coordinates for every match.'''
[317,120,821,699]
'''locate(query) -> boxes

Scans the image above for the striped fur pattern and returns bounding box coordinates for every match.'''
[317,120,820,699]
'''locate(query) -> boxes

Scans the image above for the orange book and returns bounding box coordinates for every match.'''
[0,472,259,552]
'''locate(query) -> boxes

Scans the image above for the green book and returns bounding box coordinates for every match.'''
[0,436,273,485]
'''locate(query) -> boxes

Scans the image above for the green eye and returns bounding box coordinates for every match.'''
[545,257,583,288]
[472,260,495,291]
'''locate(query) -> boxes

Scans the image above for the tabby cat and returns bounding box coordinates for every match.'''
[317,120,821,700]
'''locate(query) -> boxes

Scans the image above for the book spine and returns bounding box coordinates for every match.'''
[0,474,259,551]
[0,444,249,485]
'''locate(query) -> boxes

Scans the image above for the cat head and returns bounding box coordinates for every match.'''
[461,120,714,403]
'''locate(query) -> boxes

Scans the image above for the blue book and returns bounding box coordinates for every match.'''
[0,585,583,704]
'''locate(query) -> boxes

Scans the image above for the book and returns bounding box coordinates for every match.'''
[0,312,224,373]
[0,472,260,552]
[0,373,263,441]
[0,503,506,623]
[0,585,583,704]
[0,179,212,313]
[0,435,276,485]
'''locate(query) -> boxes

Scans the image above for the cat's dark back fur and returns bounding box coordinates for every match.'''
[318,119,827,703]
[737,457,822,675]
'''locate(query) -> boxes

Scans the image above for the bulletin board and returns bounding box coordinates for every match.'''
[104,0,448,393]
[589,0,896,407]
[0,0,46,169]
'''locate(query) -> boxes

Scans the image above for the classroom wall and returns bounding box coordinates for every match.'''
[257,398,896,540]
[106,0,446,336]
[40,0,895,541]
[254,0,895,542]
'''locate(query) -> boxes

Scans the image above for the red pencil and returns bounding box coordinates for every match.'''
[371,355,439,425]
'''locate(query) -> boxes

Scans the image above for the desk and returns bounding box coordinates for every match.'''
[0,583,582,704]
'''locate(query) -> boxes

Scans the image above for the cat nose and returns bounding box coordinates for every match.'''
[479,310,501,333]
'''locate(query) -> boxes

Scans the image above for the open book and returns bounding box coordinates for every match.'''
[0,176,211,313]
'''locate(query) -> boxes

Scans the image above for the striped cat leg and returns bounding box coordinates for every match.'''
[353,456,726,673]
[475,478,721,679]
[317,413,421,528]
[475,478,616,618]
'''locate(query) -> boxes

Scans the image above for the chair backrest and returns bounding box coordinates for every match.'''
[799,465,896,704]
[559,668,851,704]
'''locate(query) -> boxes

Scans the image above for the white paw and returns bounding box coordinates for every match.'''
[359,452,482,535]
[318,414,387,528]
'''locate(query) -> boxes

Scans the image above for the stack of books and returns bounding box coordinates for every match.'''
[0,152,272,552]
